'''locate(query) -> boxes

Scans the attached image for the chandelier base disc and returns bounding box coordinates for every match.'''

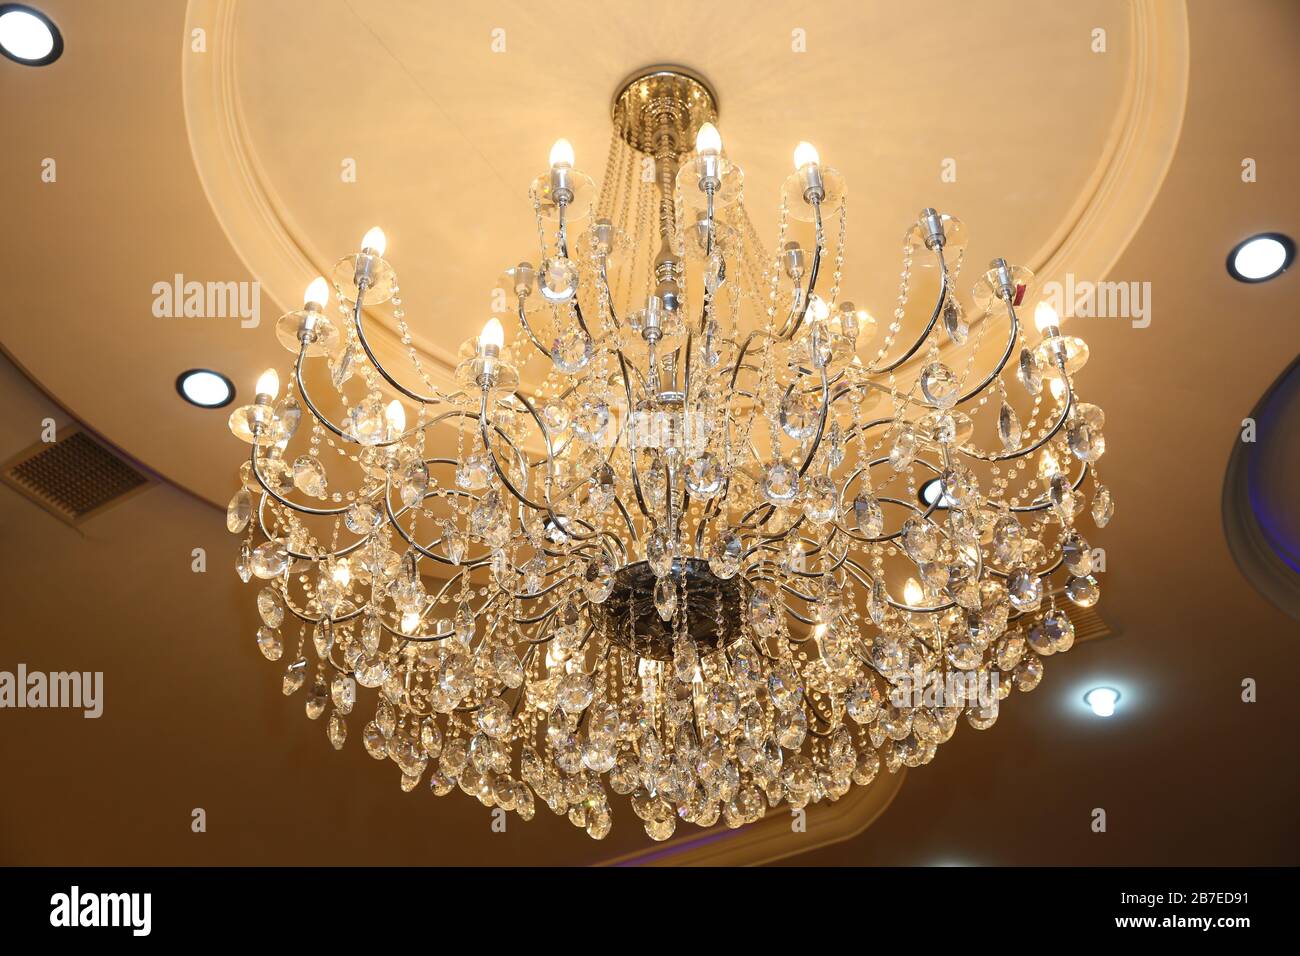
[610,65,719,155]
[598,558,747,661]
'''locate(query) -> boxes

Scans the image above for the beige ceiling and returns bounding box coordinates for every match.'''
[0,0,1298,865]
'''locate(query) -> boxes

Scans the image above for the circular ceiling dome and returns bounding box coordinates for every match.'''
[1223,358,1300,622]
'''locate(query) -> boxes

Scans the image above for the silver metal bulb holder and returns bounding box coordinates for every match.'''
[696,154,722,193]
[512,261,536,297]
[920,208,946,251]
[990,258,1017,302]
[549,165,575,207]
[353,251,381,288]
[797,162,826,205]
[783,241,806,280]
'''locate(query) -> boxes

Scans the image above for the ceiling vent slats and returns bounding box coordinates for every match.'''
[1,426,149,526]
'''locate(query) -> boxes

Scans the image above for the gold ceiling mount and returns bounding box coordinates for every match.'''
[611,64,719,155]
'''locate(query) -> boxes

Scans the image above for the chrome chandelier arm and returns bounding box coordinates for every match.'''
[350,280,446,406]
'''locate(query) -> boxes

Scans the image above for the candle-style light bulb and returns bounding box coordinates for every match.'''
[793,141,821,170]
[361,226,387,256]
[480,317,505,350]
[384,399,406,435]
[303,276,329,309]
[903,577,925,607]
[255,367,280,400]
[808,294,830,322]
[549,138,575,169]
[695,122,722,156]
[1034,301,1060,334]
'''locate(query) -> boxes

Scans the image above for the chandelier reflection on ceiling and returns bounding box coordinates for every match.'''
[225,66,1113,841]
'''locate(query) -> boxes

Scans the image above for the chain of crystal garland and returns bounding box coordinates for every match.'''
[225,111,1114,842]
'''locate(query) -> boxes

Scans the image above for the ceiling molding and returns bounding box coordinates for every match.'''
[181,0,464,400]
[1025,0,1190,309]
[182,0,1189,380]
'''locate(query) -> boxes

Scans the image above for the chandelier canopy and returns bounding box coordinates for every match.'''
[226,66,1112,842]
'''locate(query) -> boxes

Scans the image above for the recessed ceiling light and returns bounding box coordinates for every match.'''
[1227,233,1294,283]
[176,369,235,409]
[0,4,62,66]
[1084,686,1120,718]
[918,477,956,509]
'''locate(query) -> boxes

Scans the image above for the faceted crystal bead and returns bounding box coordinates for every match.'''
[854,493,884,537]
[226,489,252,533]
[235,542,252,582]
[327,713,347,750]
[1065,574,1100,607]
[304,681,328,720]
[477,697,513,738]
[779,390,820,440]
[345,501,383,534]
[1091,484,1113,528]
[550,328,593,373]
[282,659,307,696]
[256,626,282,661]
[398,461,429,509]
[998,401,1022,452]
[272,395,301,441]
[1017,347,1043,395]
[684,453,723,497]
[345,398,387,446]
[251,539,288,579]
[539,256,578,302]
[889,425,918,472]
[900,516,941,563]
[672,637,698,685]
[991,515,1024,566]
[455,455,491,491]
[572,399,610,443]
[919,362,959,408]
[331,674,356,715]
[846,680,882,724]
[1062,531,1093,575]
[708,532,743,580]
[802,475,837,524]
[1007,567,1042,612]
[653,577,677,622]
[1048,474,1075,522]
[645,528,674,578]
[761,460,799,504]
[257,587,284,627]
[582,555,615,603]
[1014,654,1044,691]
[748,589,779,638]
[292,456,327,497]
[942,297,969,345]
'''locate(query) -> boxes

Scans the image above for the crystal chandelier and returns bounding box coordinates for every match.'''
[225,66,1113,842]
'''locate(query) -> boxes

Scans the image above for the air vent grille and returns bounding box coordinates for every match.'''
[2,427,149,525]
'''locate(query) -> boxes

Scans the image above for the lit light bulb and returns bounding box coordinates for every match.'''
[1038,449,1061,479]
[793,141,821,169]
[1034,301,1060,334]
[695,122,722,156]
[808,295,830,322]
[549,138,575,168]
[903,577,924,607]
[255,367,279,399]
[384,399,406,435]
[361,226,387,256]
[1085,687,1119,717]
[1049,377,1069,402]
[303,276,329,309]
[331,559,352,589]
[400,609,420,635]
[480,317,505,350]
[813,621,829,640]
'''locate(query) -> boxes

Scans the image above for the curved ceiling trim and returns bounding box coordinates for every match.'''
[182,0,1189,378]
